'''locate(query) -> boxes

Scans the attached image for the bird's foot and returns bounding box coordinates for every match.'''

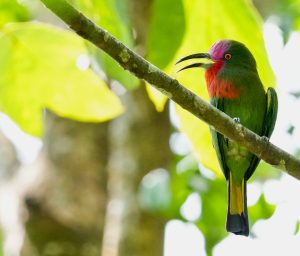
[233,117,241,123]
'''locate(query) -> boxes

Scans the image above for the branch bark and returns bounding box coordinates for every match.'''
[40,0,300,179]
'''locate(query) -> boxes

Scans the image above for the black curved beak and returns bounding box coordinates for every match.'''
[176,53,213,72]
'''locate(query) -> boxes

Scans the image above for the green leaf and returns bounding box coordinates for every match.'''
[145,84,168,112]
[0,22,124,136]
[76,0,138,89]
[174,0,275,175]
[147,0,185,70]
[146,0,185,111]
[0,0,30,26]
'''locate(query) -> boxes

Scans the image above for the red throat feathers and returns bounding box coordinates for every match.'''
[205,61,240,99]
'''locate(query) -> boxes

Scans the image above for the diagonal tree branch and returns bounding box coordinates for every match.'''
[40,0,300,179]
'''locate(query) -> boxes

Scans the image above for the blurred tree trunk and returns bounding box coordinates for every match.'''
[22,113,109,256]
[102,86,171,256]
[101,0,172,255]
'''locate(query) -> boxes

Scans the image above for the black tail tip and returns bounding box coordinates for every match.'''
[226,213,249,236]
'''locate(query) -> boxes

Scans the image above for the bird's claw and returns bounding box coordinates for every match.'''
[233,117,240,123]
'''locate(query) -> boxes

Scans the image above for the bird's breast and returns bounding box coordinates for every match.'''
[205,77,240,99]
[205,62,239,99]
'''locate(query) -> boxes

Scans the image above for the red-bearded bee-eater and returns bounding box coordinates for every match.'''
[176,40,278,236]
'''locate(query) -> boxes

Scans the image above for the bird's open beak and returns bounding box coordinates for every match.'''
[176,53,213,72]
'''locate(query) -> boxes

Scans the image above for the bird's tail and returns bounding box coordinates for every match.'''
[226,173,249,236]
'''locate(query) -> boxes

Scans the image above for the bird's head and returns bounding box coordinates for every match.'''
[176,40,257,73]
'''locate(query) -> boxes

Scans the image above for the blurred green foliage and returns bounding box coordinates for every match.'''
[139,151,276,255]
[197,177,227,255]
[0,0,30,26]
[146,0,185,70]
[0,22,123,135]
[145,0,186,111]
[249,194,275,224]
[0,0,298,255]
[254,0,300,43]
[138,155,200,219]
[138,168,173,214]
[76,0,139,89]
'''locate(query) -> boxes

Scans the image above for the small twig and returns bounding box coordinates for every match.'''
[40,0,300,179]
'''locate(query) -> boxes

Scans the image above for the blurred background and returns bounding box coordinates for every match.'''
[0,0,300,255]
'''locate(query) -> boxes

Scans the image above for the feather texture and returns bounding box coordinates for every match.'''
[207,40,278,236]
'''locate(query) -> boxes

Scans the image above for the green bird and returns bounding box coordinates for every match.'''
[176,40,278,236]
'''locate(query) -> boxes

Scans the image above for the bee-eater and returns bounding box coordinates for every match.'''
[176,40,278,236]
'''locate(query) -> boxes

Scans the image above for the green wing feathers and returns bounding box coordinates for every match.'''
[244,87,278,180]
[262,87,278,138]
[210,88,278,181]
[209,87,277,237]
[209,97,229,179]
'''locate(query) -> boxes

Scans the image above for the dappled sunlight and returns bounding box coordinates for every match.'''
[180,193,202,222]
[0,113,42,164]
[164,220,205,256]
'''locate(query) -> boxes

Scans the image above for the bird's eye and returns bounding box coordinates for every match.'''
[224,53,232,60]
